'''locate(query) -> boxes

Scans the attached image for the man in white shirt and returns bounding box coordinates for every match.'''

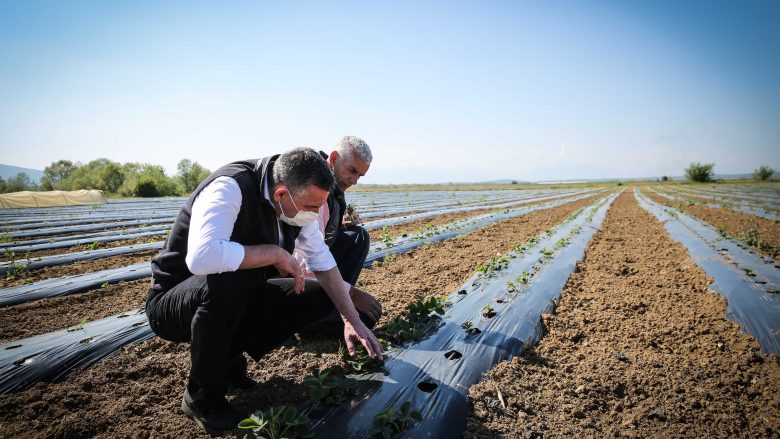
[145,148,383,435]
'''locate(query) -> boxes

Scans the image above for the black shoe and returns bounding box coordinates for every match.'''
[181,387,243,436]
[227,355,257,391]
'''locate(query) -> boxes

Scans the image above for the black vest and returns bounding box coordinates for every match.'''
[320,151,346,248]
[148,156,301,299]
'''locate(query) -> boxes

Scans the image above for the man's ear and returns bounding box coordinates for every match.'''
[328,150,339,166]
[272,185,287,203]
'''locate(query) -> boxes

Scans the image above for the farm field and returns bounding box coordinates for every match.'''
[0,184,778,438]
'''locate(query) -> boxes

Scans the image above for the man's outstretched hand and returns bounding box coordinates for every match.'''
[343,318,383,361]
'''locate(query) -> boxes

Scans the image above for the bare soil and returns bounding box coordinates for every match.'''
[465,191,780,438]
[0,194,602,438]
[644,188,780,260]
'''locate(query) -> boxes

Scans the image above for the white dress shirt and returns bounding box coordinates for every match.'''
[185,176,337,275]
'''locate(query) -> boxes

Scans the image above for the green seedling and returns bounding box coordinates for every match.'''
[86,241,103,251]
[376,295,447,346]
[517,271,532,284]
[377,316,428,346]
[540,248,555,259]
[341,344,385,374]
[738,228,760,248]
[3,250,30,281]
[0,235,11,244]
[406,295,447,321]
[717,226,728,237]
[513,237,539,254]
[545,229,554,236]
[370,401,423,438]
[742,267,756,277]
[380,227,394,248]
[461,320,473,330]
[412,224,440,238]
[67,316,90,332]
[481,303,496,319]
[475,255,511,276]
[303,367,358,407]
[238,405,312,439]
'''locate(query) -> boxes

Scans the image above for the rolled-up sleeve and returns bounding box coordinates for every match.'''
[185,177,246,275]
[295,219,337,272]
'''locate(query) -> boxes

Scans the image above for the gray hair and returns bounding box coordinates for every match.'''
[336,136,373,164]
[273,147,335,195]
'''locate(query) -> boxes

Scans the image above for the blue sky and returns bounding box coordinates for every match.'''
[1,0,778,183]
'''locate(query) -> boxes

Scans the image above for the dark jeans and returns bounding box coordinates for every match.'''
[146,271,332,398]
[301,225,375,337]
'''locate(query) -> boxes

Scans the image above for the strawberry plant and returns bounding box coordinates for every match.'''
[380,227,395,248]
[341,344,386,374]
[406,295,447,322]
[369,401,423,438]
[461,320,473,330]
[481,303,496,319]
[238,405,311,439]
[475,255,511,276]
[303,367,357,406]
[376,296,446,346]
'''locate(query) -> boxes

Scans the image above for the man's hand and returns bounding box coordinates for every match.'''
[343,318,383,361]
[341,219,354,229]
[350,287,382,323]
[272,248,304,293]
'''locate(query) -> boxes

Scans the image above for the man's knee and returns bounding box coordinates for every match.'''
[203,270,258,309]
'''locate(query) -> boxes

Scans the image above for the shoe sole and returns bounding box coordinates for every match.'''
[181,397,232,437]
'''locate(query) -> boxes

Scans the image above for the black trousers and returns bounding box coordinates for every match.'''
[146,271,333,398]
[301,225,375,337]
[331,225,370,285]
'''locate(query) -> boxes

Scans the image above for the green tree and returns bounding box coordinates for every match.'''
[41,160,75,190]
[177,159,211,194]
[753,165,775,181]
[120,163,181,197]
[684,162,715,182]
[96,162,125,192]
[6,172,35,192]
[65,159,126,193]
[0,176,6,193]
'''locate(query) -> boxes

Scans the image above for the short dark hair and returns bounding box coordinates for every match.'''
[273,147,335,194]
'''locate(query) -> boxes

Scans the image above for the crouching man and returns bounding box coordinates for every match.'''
[295,136,381,335]
[145,147,383,435]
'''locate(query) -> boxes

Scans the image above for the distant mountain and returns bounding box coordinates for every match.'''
[0,164,44,183]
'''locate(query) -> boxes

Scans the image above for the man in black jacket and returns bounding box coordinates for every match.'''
[145,148,383,435]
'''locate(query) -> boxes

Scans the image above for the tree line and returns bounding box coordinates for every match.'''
[0,159,210,197]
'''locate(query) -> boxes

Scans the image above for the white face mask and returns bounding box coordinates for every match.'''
[277,191,319,227]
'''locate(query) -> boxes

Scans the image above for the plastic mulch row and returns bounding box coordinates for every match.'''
[636,189,780,356]
[309,192,619,437]
[651,187,780,221]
